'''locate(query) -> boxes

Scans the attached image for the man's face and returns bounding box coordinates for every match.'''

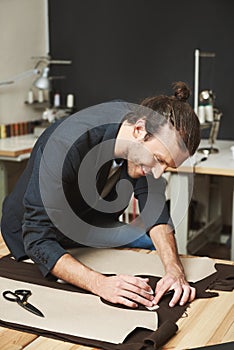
[126,121,189,179]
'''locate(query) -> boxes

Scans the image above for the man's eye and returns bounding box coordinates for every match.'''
[155,157,164,164]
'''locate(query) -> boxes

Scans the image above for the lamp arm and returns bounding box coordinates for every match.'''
[0,80,14,86]
[49,60,72,65]
[34,60,48,69]
[0,68,39,87]
[32,56,72,66]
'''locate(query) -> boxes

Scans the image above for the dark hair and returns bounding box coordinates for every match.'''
[125,82,200,156]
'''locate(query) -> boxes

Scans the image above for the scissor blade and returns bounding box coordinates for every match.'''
[18,301,44,317]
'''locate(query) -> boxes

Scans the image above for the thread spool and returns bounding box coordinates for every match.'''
[67,94,74,108]
[28,90,34,104]
[38,90,44,103]
[54,93,60,107]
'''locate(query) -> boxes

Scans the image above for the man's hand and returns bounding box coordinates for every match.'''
[153,271,196,307]
[94,274,156,308]
[51,253,156,309]
[149,224,196,307]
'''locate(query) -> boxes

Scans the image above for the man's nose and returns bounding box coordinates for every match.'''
[151,164,167,179]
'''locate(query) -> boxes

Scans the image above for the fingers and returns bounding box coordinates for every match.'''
[120,275,152,294]
[119,288,154,307]
[189,286,196,302]
[153,278,197,307]
[169,285,196,307]
[169,288,184,307]
[116,275,155,307]
[153,279,171,305]
[153,288,166,306]
[117,296,138,308]
[102,274,156,308]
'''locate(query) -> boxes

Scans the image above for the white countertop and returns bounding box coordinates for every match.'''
[0,134,37,161]
[177,140,234,176]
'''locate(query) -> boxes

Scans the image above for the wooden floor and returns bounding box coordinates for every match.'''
[0,233,233,350]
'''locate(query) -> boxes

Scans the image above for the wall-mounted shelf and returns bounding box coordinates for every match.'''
[24,101,50,110]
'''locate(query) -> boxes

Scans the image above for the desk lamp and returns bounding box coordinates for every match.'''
[33,66,50,90]
[32,56,72,91]
[0,56,72,91]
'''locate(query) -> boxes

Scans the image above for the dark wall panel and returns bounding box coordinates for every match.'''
[49,0,234,140]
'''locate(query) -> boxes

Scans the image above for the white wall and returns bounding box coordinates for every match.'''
[0,0,47,124]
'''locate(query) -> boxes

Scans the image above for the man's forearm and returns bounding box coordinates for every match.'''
[149,224,184,274]
[51,253,104,294]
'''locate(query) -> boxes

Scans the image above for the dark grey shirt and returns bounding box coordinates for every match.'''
[1,102,173,276]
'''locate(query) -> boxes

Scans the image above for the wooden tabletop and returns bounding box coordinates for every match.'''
[0,137,234,348]
[0,234,233,350]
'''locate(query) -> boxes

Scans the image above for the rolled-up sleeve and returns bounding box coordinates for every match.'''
[22,146,67,277]
[134,175,174,233]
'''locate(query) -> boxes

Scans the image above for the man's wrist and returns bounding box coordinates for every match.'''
[164,262,184,277]
[89,271,106,295]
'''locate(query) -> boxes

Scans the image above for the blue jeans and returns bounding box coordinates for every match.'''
[120,233,155,250]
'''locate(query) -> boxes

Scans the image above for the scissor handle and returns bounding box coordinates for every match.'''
[2,290,20,302]
[15,289,32,302]
[3,289,32,302]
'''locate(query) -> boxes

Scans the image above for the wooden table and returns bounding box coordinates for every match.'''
[0,234,233,350]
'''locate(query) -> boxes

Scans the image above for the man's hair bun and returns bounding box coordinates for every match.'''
[172,81,191,102]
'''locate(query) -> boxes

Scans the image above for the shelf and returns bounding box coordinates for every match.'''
[25,101,50,108]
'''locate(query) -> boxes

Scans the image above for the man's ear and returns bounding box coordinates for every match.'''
[133,119,147,140]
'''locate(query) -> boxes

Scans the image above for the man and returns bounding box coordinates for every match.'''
[1,82,200,310]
